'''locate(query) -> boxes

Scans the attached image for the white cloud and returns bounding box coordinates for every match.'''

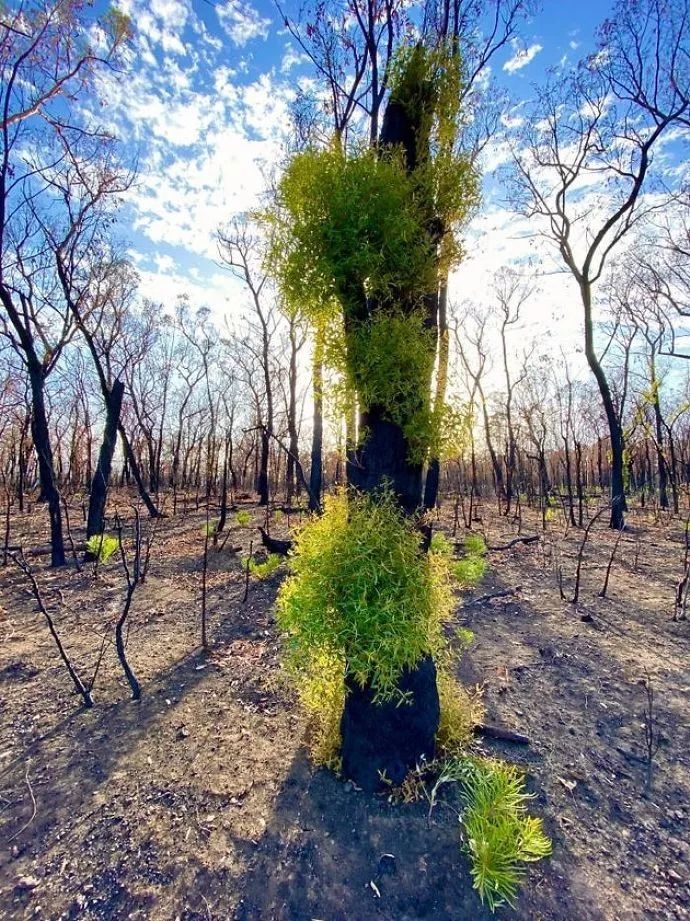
[118,0,192,56]
[450,205,588,387]
[503,42,544,73]
[479,138,513,174]
[131,257,241,315]
[281,44,308,73]
[216,1,271,46]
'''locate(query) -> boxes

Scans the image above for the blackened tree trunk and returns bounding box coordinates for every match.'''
[17,411,31,512]
[118,424,161,518]
[340,93,441,793]
[0,285,65,566]
[581,284,626,529]
[217,439,230,535]
[257,427,270,506]
[86,379,124,540]
[29,361,66,566]
[308,339,324,513]
[575,440,585,527]
[348,408,424,514]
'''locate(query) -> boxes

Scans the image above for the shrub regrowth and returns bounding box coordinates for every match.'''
[248,553,283,579]
[85,533,120,563]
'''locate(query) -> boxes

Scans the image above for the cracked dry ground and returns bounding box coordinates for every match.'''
[1,500,689,920]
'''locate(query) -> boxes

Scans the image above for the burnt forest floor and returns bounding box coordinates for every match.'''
[1,491,689,921]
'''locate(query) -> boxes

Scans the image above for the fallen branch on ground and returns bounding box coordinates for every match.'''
[474,723,530,745]
[486,535,539,551]
[258,527,292,556]
[465,586,522,605]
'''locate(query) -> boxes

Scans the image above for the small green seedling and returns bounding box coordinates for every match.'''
[459,757,552,911]
[85,533,120,563]
[248,553,283,579]
[201,518,219,537]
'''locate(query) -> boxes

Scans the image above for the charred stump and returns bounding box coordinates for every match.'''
[340,655,440,793]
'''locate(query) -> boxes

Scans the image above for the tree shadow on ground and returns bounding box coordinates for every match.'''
[231,748,604,921]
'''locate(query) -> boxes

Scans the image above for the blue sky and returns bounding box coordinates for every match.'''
[87,0,685,377]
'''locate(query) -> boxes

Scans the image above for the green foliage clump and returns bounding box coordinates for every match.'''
[458,757,552,911]
[267,144,436,321]
[248,553,283,579]
[261,46,480,467]
[464,533,487,556]
[430,530,454,555]
[454,533,487,587]
[279,506,487,766]
[386,44,480,273]
[346,310,436,461]
[454,556,487,585]
[430,530,487,588]
[277,489,453,703]
[436,669,483,755]
[295,649,345,770]
[85,533,120,563]
[235,510,251,526]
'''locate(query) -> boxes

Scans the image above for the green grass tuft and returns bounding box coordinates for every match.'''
[201,518,219,537]
[463,533,487,557]
[453,554,487,586]
[452,532,487,587]
[235,510,252,526]
[430,531,454,556]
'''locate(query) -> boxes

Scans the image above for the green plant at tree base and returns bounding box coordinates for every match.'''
[452,757,552,911]
[248,553,283,580]
[235,510,251,526]
[277,490,483,767]
[278,489,454,704]
[85,533,120,563]
[294,648,346,770]
[436,668,483,755]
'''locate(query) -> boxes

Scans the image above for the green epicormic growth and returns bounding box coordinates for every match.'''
[264,44,479,461]
[277,489,454,703]
[270,144,435,318]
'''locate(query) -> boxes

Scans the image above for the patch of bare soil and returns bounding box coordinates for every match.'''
[1,496,689,920]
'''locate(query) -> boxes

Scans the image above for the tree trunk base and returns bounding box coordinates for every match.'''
[340,655,440,793]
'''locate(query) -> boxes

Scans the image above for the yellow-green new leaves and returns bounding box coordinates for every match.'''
[459,758,552,910]
[263,44,480,463]
[277,490,454,703]
[267,145,436,321]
